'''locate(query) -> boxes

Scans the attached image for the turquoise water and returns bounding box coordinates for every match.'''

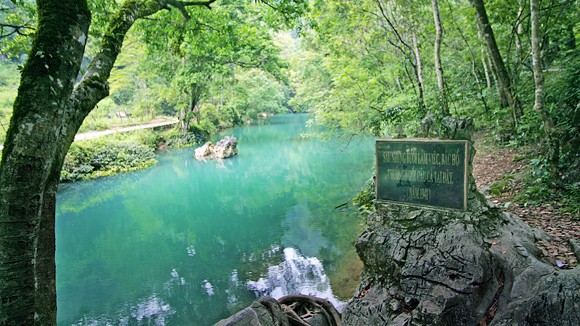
[56,114,375,325]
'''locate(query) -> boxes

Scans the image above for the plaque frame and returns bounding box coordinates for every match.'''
[375,139,469,210]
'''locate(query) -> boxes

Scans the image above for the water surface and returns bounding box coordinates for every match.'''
[56,114,374,325]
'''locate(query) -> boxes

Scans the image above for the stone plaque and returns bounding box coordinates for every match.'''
[375,139,469,210]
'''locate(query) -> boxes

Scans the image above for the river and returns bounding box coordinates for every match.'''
[55,114,375,325]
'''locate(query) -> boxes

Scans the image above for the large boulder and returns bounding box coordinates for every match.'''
[194,141,213,159]
[342,186,579,326]
[342,116,579,325]
[194,136,238,160]
[213,136,238,159]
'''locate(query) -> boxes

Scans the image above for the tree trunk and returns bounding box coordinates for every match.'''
[481,48,492,90]
[530,0,559,169]
[0,1,91,324]
[412,30,426,110]
[470,0,520,129]
[182,84,203,130]
[0,1,217,323]
[514,2,524,85]
[485,48,508,107]
[431,0,448,115]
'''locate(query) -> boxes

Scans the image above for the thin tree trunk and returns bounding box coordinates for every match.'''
[470,0,520,129]
[481,48,492,90]
[412,30,426,110]
[515,2,524,85]
[395,76,403,92]
[432,0,448,115]
[530,0,559,168]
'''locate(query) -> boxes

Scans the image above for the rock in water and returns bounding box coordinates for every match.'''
[213,136,238,159]
[194,141,214,159]
[194,136,238,160]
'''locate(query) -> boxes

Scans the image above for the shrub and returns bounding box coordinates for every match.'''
[160,127,207,149]
[353,177,376,215]
[61,139,157,182]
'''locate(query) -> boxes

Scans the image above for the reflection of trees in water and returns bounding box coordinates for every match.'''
[282,204,329,258]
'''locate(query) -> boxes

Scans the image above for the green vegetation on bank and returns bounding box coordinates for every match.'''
[62,138,157,182]
[61,128,205,182]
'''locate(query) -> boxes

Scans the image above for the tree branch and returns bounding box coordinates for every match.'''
[69,0,218,135]
[0,23,35,39]
[374,0,412,52]
[166,0,218,19]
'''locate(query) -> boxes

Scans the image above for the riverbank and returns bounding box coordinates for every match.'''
[61,126,206,182]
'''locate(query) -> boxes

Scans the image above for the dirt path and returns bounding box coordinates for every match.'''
[0,119,179,150]
[473,142,579,267]
[74,118,179,141]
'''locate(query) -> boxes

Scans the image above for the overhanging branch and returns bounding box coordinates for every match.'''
[70,0,218,119]
[0,23,35,39]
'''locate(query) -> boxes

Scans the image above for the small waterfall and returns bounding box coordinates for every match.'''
[246,247,346,311]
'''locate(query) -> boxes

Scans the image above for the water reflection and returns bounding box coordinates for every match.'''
[246,247,346,311]
[282,204,329,257]
[72,287,174,325]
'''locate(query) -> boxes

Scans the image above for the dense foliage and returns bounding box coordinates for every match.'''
[1,0,577,209]
[0,0,300,138]
[288,0,578,213]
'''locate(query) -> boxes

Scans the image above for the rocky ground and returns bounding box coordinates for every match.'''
[473,141,579,267]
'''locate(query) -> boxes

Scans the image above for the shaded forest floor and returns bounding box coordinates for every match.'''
[473,135,579,267]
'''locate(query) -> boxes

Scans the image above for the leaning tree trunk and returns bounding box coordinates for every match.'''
[481,48,492,90]
[514,1,524,86]
[0,1,216,324]
[470,0,520,129]
[530,0,559,170]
